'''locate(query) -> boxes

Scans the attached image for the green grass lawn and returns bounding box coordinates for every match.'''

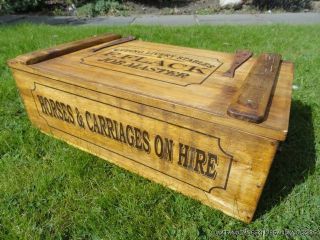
[0,24,319,239]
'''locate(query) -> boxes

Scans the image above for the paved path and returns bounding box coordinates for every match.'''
[1,13,320,26]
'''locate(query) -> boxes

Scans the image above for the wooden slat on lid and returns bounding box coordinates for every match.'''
[9,33,121,65]
[227,53,282,123]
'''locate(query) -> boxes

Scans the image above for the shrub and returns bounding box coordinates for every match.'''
[0,0,124,15]
[76,2,94,16]
[0,0,74,13]
[253,0,311,11]
[77,0,125,17]
[0,0,41,13]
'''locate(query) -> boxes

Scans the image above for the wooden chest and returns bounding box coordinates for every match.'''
[8,33,293,223]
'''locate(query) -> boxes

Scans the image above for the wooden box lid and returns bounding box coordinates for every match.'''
[8,33,293,141]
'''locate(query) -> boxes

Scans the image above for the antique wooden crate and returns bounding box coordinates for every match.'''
[8,33,293,223]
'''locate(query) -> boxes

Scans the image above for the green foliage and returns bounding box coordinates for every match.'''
[0,0,42,13]
[76,0,124,17]
[0,0,75,13]
[0,0,124,14]
[93,0,123,15]
[253,0,311,11]
[0,0,7,12]
[0,0,312,14]
[0,24,320,239]
[76,2,94,17]
[94,0,108,13]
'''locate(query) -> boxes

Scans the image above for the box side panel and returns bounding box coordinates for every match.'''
[12,69,279,223]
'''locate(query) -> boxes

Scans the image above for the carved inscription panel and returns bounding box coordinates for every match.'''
[81,46,223,86]
[32,83,232,192]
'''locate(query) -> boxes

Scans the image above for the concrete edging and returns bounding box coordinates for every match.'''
[0,13,319,26]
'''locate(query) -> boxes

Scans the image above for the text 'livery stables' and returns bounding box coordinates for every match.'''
[8,33,293,223]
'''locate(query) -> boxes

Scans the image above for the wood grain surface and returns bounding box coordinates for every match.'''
[8,33,293,223]
[228,53,282,123]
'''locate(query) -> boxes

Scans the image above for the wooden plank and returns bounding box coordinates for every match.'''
[8,33,121,65]
[91,35,135,52]
[227,53,282,123]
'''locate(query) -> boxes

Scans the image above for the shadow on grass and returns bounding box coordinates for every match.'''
[254,100,316,219]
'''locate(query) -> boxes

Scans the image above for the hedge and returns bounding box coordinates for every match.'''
[0,0,313,15]
[253,0,311,11]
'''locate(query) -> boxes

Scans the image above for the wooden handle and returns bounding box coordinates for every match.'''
[227,53,281,123]
[91,35,136,52]
[9,33,121,66]
[223,50,253,78]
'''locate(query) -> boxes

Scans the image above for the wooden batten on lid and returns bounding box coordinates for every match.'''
[8,33,293,222]
[228,53,282,123]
